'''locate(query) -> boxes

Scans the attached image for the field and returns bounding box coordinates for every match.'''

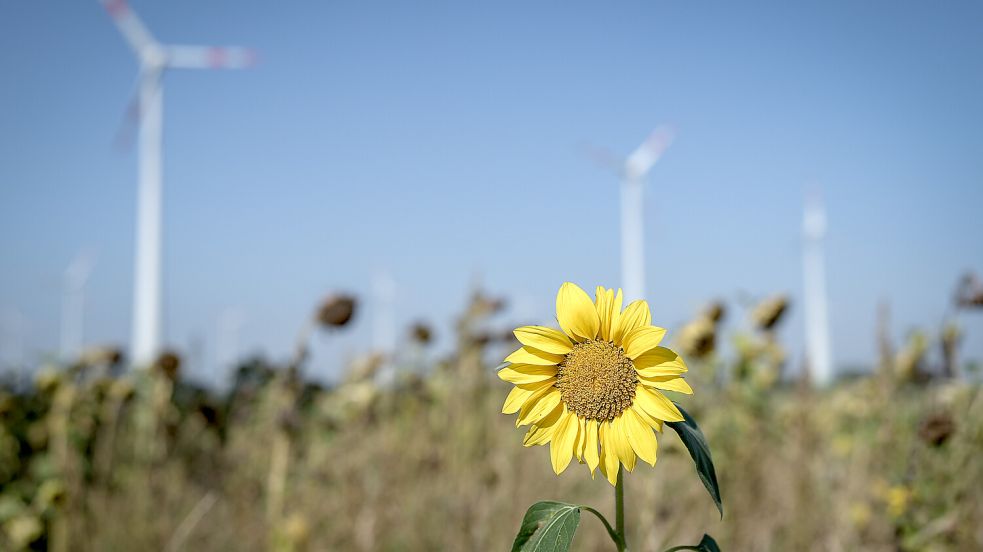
[1,292,981,551]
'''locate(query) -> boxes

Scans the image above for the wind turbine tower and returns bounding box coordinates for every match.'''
[619,126,674,302]
[99,0,255,366]
[60,252,95,361]
[803,191,833,385]
[373,271,397,351]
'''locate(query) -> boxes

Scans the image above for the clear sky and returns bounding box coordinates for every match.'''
[2,0,982,384]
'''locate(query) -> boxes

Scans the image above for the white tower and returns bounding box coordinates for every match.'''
[99,0,255,366]
[373,271,397,354]
[619,126,674,302]
[60,252,95,360]
[803,192,833,385]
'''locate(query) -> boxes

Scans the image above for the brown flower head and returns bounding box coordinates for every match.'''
[316,294,357,328]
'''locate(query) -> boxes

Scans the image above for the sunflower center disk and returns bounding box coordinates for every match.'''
[555,340,638,421]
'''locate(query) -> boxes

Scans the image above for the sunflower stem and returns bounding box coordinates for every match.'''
[615,466,628,551]
[582,507,621,547]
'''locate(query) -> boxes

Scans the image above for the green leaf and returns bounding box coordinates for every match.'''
[663,533,722,552]
[666,402,723,517]
[698,534,721,552]
[511,501,581,552]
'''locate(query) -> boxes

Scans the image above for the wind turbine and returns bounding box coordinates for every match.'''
[99,0,255,367]
[60,251,96,361]
[802,191,833,385]
[589,126,675,302]
[372,270,397,382]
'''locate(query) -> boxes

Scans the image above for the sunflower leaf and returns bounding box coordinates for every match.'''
[666,402,723,517]
[698,534,722,552]
[510,501,581,552]
[662,533,722,552]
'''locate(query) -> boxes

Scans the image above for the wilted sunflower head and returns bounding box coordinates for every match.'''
[705,301,726,324]
[409,321,433,345]
[750,294,788,331]
[918,411,955,447]
[498,283,692,485]
[153,351,182,381]
[677,317,717,359]
[316,295,357,328]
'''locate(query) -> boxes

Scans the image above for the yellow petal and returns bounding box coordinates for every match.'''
[634,386,685,422]
[622,326,668,359]
[594,287,609,336]
[550,409,578,474]
[516,387,562,426]
[513,326,573,355]
[556,282,600,341]
[501,378,557,414]
[502,386,534,414]
[631,403,664,432]
[505,346,565,366]
[599,421,620,485]
[583,419,600,474]
[574,416,586,462]
[640,375,693,395]
[611,290,623,338]
[523,424,551,446]
[594,287,624,342]
[601,288,624,342]
[516,377,559,391]
[497,364,557,384]
[523,404,564,446]
[622,408,658,466]
[613,300,651,344]
[610,416,637,472]
[634,346,688,375]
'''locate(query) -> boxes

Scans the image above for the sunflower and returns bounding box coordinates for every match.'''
[498,282,691,485]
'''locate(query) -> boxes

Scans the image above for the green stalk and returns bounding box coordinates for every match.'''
[582,507,620,546]
[615,467,628,551]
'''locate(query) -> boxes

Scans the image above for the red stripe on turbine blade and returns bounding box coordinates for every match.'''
[208,47,228,68]
[104,0,128,17]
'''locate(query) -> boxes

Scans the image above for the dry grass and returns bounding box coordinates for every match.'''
[1,312,981,551]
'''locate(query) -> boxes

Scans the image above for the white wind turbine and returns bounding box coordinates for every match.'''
[802,191,833,385]
[99,0,255,367]
[60,251,96,361]
[590,126,675,302]
[373,270,397,380]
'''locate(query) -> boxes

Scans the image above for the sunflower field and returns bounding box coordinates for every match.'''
[0,287,981,551]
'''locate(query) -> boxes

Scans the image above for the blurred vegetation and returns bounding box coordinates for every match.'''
[0,289,981,551]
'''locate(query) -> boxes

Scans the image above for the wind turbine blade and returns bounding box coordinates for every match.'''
[625,125,675,180]
[99,0,159,60]
[113,69,163,151]
[580,142,625,175]
[165,46,258,69]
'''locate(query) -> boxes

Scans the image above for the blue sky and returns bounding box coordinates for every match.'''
[2,1,982,383]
